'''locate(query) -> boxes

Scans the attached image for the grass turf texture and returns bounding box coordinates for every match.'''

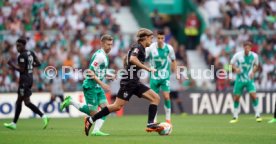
[0,115,275,144]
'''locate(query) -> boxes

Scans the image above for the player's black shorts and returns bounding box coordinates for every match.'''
[170,91,179,99]
[117,81,150,101]
[17,82,32,97]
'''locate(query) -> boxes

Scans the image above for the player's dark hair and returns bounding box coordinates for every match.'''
[101,34,113,42]
[243,41,253,47]
[16,38,27,46]
[157,29,165,35]
[137,28,153,42]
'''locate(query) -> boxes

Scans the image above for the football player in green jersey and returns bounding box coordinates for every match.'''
[146,30,178,124]
[61,35,114,136]
[229,41,262,123]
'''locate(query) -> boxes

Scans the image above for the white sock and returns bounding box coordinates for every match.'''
[70,100,81,109]
[88,117,94,124]
[92,119,105,132]
[42,115,47,119]
[233,107,239,119]
[164,106,171,121]
[11,122,16,125]
[154,113,158,123]
[253,105,260,117]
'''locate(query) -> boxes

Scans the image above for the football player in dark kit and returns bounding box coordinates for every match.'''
[84,28,163,136]
[4,38,49,130]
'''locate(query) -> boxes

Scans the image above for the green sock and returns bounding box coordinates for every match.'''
[79,105,90,115]
[234,101,240,108]
[252,98,259,107]
[164,100,171,109]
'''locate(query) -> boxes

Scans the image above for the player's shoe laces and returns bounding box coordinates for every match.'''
[60,96,72,111]
[84,117,93,136]
[43,115,50,129]
[256,117,262,122]
[268,118,276,124]
[4,122,16,130]
[146,123,164,133]
[91,130,110,136]
[229,118,238,124]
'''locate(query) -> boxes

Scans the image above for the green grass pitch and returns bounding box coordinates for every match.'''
[0,115,275,144]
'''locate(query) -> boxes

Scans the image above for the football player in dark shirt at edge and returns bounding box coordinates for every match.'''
[4,38,49,130]
[84,28,163,136]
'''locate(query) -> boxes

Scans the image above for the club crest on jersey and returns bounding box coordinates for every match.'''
[123,92,128,98]
[133,48,139,54]
[93,62,98,67]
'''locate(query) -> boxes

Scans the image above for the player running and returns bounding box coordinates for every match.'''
[229,41,262,123]
[146,30,177,124]
[83,28,164,136]
[60,34,114,136]
[4,38,49,130]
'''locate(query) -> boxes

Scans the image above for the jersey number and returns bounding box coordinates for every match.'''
[28,55,33,70]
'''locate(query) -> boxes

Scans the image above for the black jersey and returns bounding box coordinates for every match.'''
[17,50,39,85]
[122,43,146,82]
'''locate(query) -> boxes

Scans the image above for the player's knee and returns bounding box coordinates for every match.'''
[152,94,160,104]
[233,96,240,101]
[16,100,22,105]
[23,99,31,106]
[24,101,31,106]
[114,105,122,111]
[250,93,257,99]
[110,103,123,112]
[164,94,170,100]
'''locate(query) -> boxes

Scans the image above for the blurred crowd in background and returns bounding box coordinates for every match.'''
[0,0,275,92]
[0,0,189,93]
[195,0,276,91]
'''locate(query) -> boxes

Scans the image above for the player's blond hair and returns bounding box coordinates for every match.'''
[136,28,153,42]
[101,34,113,42]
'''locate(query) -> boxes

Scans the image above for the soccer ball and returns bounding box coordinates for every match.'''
[158,122,172,136]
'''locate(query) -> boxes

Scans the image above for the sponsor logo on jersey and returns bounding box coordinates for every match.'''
[133,48,139,54]
[123,92,128,98]
[93,62,98,67]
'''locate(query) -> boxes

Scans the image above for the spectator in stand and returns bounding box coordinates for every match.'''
[184,12,200,50]
[151,9,165,30]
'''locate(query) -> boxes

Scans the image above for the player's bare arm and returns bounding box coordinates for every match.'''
[129,55,156,72]
[86,69,110,91]
[250,64,259,79]
[7,60,25,72]
[32,52,41,67]
[230,64,241,74]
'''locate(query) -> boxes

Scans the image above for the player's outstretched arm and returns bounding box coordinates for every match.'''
[230,64,241,74]
[129,55,155,72]
[171,60,177,73]
[32,52,41,67]
[86,69,110,91]
[7,60,25,72]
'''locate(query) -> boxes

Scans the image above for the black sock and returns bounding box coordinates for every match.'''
[92,107,110,122]
[274,101,276,118]
[177,102,184,113]
[26,103,43,117]
[148,104,157,124]
[13,101,22,123]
